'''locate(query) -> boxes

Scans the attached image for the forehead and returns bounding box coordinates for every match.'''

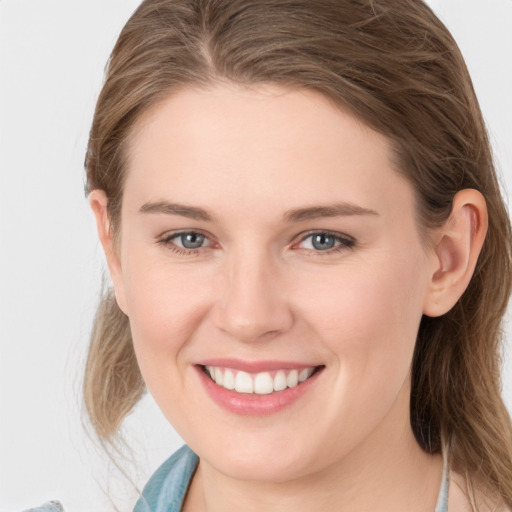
[123,84,415,222]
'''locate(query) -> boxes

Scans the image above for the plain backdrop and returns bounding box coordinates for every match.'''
[1,1,511,510]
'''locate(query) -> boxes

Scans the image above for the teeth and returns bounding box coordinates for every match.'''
[214,367,224,386]
[235,371,253,393]
[299,367,314,382]
[223,369,235,390]
[274,370,287,391]
[205,365,317,394]
[287,369,299,388]
[254,372,274,394]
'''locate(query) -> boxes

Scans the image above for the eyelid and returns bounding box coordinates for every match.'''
[293,230,356,252]
[172,230,213,244]
[296,229,354,243]
[156,228,355,254]
[158,229,218,250]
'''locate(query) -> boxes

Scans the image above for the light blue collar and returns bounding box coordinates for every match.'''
[134,444,450,512]
[134,445,199,512]
[434,445,450,512]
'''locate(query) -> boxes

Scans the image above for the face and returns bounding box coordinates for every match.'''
[108,84,437,482]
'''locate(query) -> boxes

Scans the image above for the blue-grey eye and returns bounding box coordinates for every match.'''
[311,233,336,250]
[179,232,205,249]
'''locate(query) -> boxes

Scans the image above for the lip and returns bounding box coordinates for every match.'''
[194,362,324,416]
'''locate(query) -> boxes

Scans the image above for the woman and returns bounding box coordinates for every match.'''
[82,0,512,510]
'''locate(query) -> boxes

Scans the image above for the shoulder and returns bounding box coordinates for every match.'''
[134,445,199,512]
[448,471,511,512]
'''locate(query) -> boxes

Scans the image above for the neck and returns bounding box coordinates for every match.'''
[184,384,443,512]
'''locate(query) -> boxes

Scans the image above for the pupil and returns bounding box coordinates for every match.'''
[182,233,204,249]
[312,234,334,250]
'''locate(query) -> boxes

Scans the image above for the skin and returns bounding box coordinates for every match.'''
[90,84,487,512]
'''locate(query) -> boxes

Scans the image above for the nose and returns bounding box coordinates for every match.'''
[211,247,294,343]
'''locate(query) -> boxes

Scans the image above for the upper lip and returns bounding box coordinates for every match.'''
[196,358,322,373]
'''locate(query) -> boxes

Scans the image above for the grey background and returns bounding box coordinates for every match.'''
[1,1,511,510]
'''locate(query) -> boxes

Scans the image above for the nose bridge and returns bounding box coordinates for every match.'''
[213,241,293,342]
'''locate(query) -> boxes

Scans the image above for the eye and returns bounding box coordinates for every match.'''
[158,230,216,254]
[175,232,207,249]
[296,231,355,253]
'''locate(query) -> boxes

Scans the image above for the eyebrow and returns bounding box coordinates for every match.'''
[139,201,213,221]
[139,200,379,222]
[283,203,379,222]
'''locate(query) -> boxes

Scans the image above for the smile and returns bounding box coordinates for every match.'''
[203,365,317,395]
[196,361,325,415]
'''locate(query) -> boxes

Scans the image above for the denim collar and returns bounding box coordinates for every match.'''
[134,444,450,512]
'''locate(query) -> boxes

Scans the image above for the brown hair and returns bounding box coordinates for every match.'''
[84,0,512,506]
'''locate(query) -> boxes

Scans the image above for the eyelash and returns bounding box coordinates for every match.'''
[157,231,213,256]
[157,230,355,256]
[296,230,355,255]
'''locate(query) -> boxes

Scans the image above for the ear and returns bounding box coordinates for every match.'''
[423,189,488,317]
[88,189,129,315]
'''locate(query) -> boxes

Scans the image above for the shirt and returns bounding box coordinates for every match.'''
[133,444,450,512]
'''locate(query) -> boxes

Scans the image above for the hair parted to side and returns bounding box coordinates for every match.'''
[84,0,512,506]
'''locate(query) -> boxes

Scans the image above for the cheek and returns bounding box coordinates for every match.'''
[120,251,213,392]
[127,273,204,340]
[295,247,427,382]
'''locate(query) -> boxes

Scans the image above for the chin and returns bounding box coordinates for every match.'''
[214,453,313,483]
[192,431,324,483]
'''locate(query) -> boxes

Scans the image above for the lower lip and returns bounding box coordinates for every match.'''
[195,365,324,416]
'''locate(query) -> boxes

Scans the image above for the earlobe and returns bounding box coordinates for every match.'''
[423,189,488,317]
[88,189,129,315]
